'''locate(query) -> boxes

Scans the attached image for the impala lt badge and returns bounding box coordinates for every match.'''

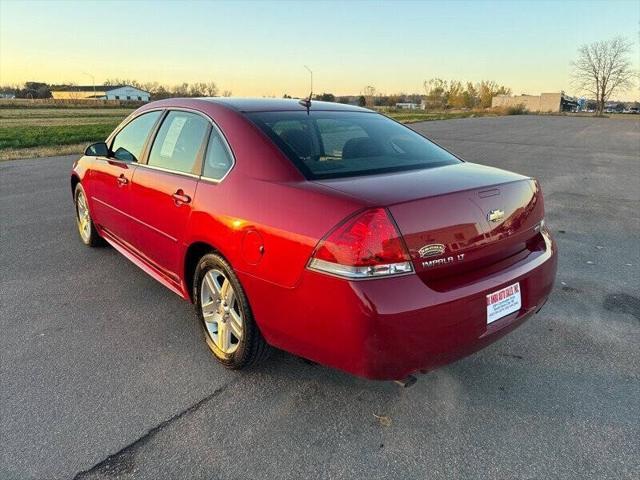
[422,253,465,268]
[418,243,446,258]
[487,209,505,222]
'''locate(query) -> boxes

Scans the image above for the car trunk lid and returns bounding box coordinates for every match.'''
[313,163,544,283]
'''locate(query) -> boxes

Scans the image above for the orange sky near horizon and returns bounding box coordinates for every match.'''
[1,0,638,100]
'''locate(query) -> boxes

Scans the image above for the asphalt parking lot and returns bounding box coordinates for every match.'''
[1,115,638,480]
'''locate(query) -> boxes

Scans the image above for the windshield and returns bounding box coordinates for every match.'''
[247,111,461,180]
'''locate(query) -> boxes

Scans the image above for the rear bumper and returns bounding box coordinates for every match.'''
[240,230,557,380]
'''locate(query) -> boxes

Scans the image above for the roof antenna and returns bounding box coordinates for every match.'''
[299,65,313,113]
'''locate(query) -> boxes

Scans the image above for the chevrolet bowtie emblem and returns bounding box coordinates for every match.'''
[487,209,505,222]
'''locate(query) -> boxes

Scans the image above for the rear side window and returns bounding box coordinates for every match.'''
[202,128,234,180]
[111,110,162,162]
[148,111,209,174]
[247,111,460,179]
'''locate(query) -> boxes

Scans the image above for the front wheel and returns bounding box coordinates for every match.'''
[74,183,102,247]
[194,253,270,369]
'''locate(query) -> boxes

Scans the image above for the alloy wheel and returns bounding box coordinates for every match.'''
[200,268,244,354]
[76,190,91,243]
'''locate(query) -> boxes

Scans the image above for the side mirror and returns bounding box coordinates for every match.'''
[85,142,109,157]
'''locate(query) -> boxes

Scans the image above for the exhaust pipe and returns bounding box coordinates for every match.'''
[394,374,417,388]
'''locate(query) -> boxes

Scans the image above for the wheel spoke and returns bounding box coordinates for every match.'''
[201,300,217,319]
[225,288,235,307]
[217,320,230,351]
[229,310,243,339]
[204,272,219,298]
[220,278,230,299]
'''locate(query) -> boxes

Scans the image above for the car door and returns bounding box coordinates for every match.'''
[128,110,210,280]
[88,110,162,243]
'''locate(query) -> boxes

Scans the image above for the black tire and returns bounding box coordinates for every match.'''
[194,253,270,369]
[74,183,103,247]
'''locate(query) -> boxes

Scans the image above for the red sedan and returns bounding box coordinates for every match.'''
[71,98,557,381]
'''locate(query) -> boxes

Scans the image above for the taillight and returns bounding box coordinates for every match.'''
[307,208,413,279]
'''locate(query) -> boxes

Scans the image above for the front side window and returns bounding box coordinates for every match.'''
[147,111,209,174]
[248,111,460,179]
[110,110,161,162]
[202,128,234,180]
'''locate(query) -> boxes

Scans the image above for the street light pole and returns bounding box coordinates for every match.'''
[82,71,95,100]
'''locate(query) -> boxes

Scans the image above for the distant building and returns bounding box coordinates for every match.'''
[395,102,421,110]
[604,102,624,113]
[0,93,16,99]
[492,92,578,112]
[51,85,150,102]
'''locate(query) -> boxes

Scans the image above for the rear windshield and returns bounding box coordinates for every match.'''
[247,111,460,180]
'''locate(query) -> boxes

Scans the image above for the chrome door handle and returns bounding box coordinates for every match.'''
[172,190,191,205]
[117,175,128,186]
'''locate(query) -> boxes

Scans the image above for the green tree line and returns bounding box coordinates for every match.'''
[422,79,511,109]
[310,79,512,109]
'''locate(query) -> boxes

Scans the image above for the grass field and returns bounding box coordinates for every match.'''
[0,107,134,160]
[1,104,491,160]
[0,101,631,160]
[382,110,500,123]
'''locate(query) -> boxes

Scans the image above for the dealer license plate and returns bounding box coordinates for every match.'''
[486,282,521,324]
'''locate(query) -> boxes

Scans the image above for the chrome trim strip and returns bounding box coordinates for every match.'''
[118,106,236,184]
[199,175,222,185]
[307,258,414,280]
[92,105,236,185]
[106,107,167,147]
[200,118,236,183]
[136,162,201,179]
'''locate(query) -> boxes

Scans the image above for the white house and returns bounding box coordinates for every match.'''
[395,102,421,110]
[51,85,151,102]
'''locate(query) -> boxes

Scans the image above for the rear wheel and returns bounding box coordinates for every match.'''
[194,253,270,369]
[74,183,102,247]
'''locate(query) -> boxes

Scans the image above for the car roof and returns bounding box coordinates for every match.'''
[197,97,372,113]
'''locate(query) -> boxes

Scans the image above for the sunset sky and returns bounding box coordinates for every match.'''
[1,0,638,99]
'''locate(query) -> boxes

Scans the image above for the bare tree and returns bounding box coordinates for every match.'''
[222,90,232,97]
[363,85,376,107]
[172,83,189,96]
[571,37,636,115]
[204,82,218,97]
[141,81,160,95]
[189,82,207,97]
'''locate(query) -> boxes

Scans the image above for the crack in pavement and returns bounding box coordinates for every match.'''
[72,380,236,479]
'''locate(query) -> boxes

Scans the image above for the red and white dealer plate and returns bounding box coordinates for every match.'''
[486,282,521,324]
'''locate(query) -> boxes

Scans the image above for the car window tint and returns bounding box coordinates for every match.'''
[111,111,162,162]
[247,111,460,180]
[316,119,368,158]
[148,111,209,174]
[271,119,315,159]
[203,128,233,180]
